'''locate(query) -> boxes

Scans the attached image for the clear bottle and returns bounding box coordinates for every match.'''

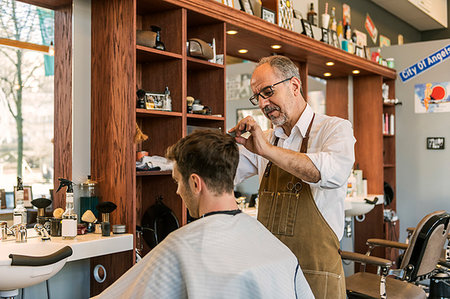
[13,177,27,225]
[307,3,317,26]
[329,7,337,31]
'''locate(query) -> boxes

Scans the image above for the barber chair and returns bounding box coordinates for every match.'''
[341,211,450,299]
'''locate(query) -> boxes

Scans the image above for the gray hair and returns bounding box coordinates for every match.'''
[257,55,301,82]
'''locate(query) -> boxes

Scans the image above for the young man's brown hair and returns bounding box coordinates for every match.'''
[166,130,239,195]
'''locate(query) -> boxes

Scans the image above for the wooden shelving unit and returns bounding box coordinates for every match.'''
[90,0,398,292]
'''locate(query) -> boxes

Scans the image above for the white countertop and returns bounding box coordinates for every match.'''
[1,231,133,264]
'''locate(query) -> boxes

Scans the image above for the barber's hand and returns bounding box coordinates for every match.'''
[228,116,271,156]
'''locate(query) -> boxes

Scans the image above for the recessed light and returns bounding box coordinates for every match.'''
[271,44,282,49]
[238,49,248,54]
[352,69,360,74]
[324,72,332,77]
[325,61,335,66]
[226,30,238,35]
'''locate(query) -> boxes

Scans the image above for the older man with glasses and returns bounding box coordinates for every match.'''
[229,55,356,299]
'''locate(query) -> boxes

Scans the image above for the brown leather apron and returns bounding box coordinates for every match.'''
[257,114,346,299]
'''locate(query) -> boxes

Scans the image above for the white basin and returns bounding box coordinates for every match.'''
[0,237,71,291]
[344,195,383,217]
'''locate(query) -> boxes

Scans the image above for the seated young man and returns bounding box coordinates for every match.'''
[93,130,313,299]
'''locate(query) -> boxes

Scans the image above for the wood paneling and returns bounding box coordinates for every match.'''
[53,5,72,209]
[91,0,135,245]
[353,75,384,194]
[90,250,133,296]
[326,77,348,119]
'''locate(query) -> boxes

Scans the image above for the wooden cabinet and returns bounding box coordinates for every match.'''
[91,0,398,288]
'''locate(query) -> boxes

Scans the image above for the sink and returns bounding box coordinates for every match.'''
[0,237,72,292]
[344,195,383,217]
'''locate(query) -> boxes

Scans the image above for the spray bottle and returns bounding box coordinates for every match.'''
[57,178,77,239]
[13,177,27,225]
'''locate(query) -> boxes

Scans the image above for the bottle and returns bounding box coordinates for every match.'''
[57,178,77,240]
[347,171,356,197]
[13,177,27,225]
[151,25,165,51]
[163,86,172,111]
[80,175,99,219]
[336,21,343,38]
[329,7,337,31]
[307,3,317,26]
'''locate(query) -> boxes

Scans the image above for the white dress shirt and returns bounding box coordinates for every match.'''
[235,104,356,240]
[93,213,314,299]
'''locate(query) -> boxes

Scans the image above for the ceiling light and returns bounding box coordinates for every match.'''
[352,69,360,74]
[324,72,332,77]
[271,44,282,49]
[238,49,248,54]
[226,30,238,35]
[325,61,334,66]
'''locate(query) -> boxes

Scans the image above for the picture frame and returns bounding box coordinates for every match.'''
[427,137,445,150]
[330,30,339,48]
[261,7,276,24]
[239,0,254,15]
[364,46,371,60]
[236,108,271,131]
[321,28,329,44]
[14,186,33,208]
[301,19,314,39]
[354,45,364,58]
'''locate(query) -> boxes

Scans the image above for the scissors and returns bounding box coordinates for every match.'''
[228,129,248,138]
[287,181,302,192]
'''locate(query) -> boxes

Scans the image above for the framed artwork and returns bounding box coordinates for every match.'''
[14,186,33,208]
[321,28,329,44]
[222,0,233,7]
[261,7,276,24]
[236,108,271,131]
[330,30,339,48]
[301,19,314,39]
[278,0,294,30]
[239,0,254,15]
[427,137,445,150]
[354,46,364,58]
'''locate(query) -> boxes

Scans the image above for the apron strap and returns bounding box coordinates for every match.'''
[300,113,315,153]
[264,137,279,177]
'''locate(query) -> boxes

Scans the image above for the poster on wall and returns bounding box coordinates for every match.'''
[414,82,450,113]
[365,13,378,44]
[226,73,252,101]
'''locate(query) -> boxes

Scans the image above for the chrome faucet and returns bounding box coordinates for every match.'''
[34,223,51,241]
[9,223,27,243]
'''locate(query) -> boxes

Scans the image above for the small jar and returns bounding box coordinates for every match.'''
[50,218,62,237]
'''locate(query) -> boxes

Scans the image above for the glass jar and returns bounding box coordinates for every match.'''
[79,175,99,220]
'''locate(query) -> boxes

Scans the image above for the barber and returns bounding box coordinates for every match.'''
[230,55,355,299]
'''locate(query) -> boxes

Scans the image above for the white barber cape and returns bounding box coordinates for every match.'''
[93,212,313,299]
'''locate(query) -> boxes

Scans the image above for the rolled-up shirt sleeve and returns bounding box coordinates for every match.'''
[234,145,259,185]
[306,120,355,189]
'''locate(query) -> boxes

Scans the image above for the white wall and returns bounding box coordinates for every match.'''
[380,39,450,242]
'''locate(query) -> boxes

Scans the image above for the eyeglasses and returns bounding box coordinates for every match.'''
[248,77,293,106]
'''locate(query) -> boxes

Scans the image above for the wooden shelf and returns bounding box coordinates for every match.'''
[136,45,182,63]
[187,56,224,70]
[383,134,395,137]
[384,164,395,168]
[187,114,224,120]
[137,109,182,117]
[137,170,172,176]
[383,103,396,107]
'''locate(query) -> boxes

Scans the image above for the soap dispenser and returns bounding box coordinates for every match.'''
[13,177,27,225]
[57,178,78,240]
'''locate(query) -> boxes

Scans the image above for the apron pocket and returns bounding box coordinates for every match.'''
[271,192,299,236]
[257,191,275,230]
[303,269,345,299]
[258,191,299,236]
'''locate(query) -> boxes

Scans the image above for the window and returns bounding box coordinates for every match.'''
[0,0,54,205]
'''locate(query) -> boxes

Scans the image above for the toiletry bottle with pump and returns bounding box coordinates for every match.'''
[57,178,78,239]
[13,177,27,225]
